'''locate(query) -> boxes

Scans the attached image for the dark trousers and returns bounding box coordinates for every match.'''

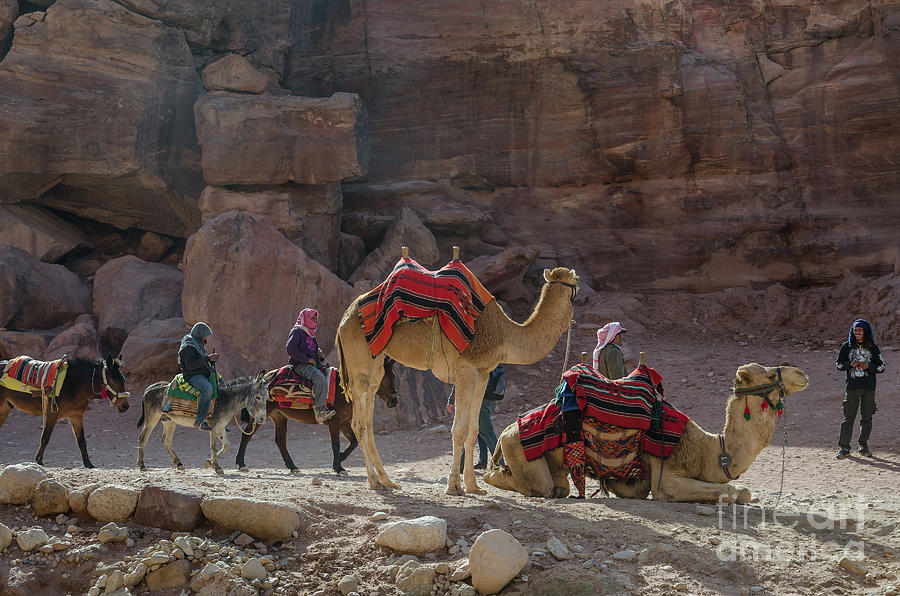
[839,388,876,448]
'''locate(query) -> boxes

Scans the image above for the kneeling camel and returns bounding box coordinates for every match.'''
[484,363,809,504]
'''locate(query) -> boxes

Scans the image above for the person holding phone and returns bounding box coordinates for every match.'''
[835,319,885,458]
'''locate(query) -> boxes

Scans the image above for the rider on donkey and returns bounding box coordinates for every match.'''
[286,308,335,423]
[178,322,219,431]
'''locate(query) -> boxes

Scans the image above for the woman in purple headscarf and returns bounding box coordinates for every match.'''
[286,308,335,423]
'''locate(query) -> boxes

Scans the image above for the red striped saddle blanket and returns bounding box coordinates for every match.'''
[356,257,494,356]
[1,356,68,394]
[267,365,337,409]
[517,365,690,478]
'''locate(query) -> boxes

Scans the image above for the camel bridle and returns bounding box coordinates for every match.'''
[549,280,578,302]
[732,366,785,411]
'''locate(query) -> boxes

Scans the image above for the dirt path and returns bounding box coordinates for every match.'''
[1,338,898,595]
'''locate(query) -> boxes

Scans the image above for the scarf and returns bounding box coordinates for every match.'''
[296,308,318,338]
[592,322,626,370]
[180,321,211,359]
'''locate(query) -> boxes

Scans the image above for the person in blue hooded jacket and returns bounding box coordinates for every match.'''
[178,322,218,431]
[835,319,885,459]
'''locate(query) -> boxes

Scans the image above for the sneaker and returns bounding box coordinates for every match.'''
[835,448,851,459]
[315,409,336,423]
[197,421,212,431]
[858,446,874,457]
[474,461,487,470]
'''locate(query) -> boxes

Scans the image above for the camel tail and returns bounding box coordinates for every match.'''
[336,334,352,403]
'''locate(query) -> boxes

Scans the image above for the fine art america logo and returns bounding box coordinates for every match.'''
[714,494,868,563]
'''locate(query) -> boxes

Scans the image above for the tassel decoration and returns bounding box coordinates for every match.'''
[760,399,769,411]
[775,399,784,419]
[743,396,751,421]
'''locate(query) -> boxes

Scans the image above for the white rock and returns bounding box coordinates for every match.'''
[696,505,715,516]
[448,561,471,582]
[33,478,70,516]
[425,424,448,435]
[87,485,140,522]
[0,463,47,504]
[337,574,358,595]
[105,570,125,594]
[125,563,147,586]
[0,523,12,551]
[201,496,301,540]
[68,482,102,515]
[97,522,129,544]
[16,527,50,551]
[612,549,637,561]
[375,516,447,554]
[546,537,573,561]
[838,556,867,576]
[240,558,267,581]
[469,529,528,595]
[370,511,389,521]
[395,560,435,596]
[174,536,194,558]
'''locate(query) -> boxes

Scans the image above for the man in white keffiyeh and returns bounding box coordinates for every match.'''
[592,321,626,379]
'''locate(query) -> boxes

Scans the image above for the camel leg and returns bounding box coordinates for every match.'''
[137,408,163,470]
[68,414,94,469]
[649,460,751,504]
[336,420,358,472]
[358,388,399,489]
[160,421,184,470]
[606,477,651,499]
[35,412,60,467]
[544,447,572,498]
[483,423,557,497]
[448,373,489,495]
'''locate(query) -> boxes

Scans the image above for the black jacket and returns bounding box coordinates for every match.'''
[179,344,213,378]
[836,341,885,391]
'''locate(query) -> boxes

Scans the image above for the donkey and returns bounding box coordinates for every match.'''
[0,356,130,468]
[137,372,268,474]
[235,358,399,474]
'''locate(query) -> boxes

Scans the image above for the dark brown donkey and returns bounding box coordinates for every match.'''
[236,358,399,474]
[0,356,130,468]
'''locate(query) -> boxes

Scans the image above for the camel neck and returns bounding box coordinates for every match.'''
[496,284,574,364]
[718,394,777,478]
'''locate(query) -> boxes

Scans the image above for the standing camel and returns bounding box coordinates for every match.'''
[484,363,809,503]
[336,259,578,495]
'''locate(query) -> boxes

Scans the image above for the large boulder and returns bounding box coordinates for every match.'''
[468,529,529,595]
[133,484,204,531]
[194,92,368,186]
[119,318,185,383]
[0,246,92,330]
[86,484,140,522]
[0,331,47,361]
[0,0,204,237]
[0,463,48,504]
[0,204,90,262]
[375,516,447,555]
[200,496,301,540]
[43,314,102,361]
[182,211,354,371]
[349,207,439,284]
[0,0,16,50]
[32,478,70,516]
[93,256,183,348]
[198,183,342,271]
[68,482,101,515]
[201,54,270,94]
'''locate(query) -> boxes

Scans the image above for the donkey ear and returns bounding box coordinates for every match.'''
[256,370,267,381]
[543,268,551,283]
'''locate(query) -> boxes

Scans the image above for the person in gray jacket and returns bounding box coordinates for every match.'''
[178,322,218,431]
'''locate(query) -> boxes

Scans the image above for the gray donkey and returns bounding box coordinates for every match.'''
[137,372,268,474]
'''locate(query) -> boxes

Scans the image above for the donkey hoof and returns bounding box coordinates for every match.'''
[290,468,301,474]
[204,459,214,468]
[176,464,185,471]
[238,466,249,472]
[215,466,225,476]
[139,465,147,472]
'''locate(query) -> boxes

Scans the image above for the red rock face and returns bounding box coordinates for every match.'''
[285,0,900,290]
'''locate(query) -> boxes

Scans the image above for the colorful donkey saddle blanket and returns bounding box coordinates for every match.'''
[165,373,219,419]
[267,365,337,409]
[0,356,68,397]
[356,257,494,356]
[517,364,690,480]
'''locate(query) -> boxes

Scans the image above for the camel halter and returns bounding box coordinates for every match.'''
[549,280,578,302]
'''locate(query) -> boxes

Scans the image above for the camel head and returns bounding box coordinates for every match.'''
[733,363,809,399]
[542,267,579,301]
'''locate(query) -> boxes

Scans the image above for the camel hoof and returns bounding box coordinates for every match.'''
[238,466,249,472]
[445,483,465,496]
[465,486,487,496]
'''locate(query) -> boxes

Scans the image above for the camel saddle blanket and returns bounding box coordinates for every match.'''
[518,364,690,464]
[164,373,219,419]
[267,365,337,409]
[0,356,68,397]
[356,257,495,356]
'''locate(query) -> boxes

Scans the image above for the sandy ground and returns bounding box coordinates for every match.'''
[1,336,898,595]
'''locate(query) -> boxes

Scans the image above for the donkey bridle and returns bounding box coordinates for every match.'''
[92,362,130,405]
